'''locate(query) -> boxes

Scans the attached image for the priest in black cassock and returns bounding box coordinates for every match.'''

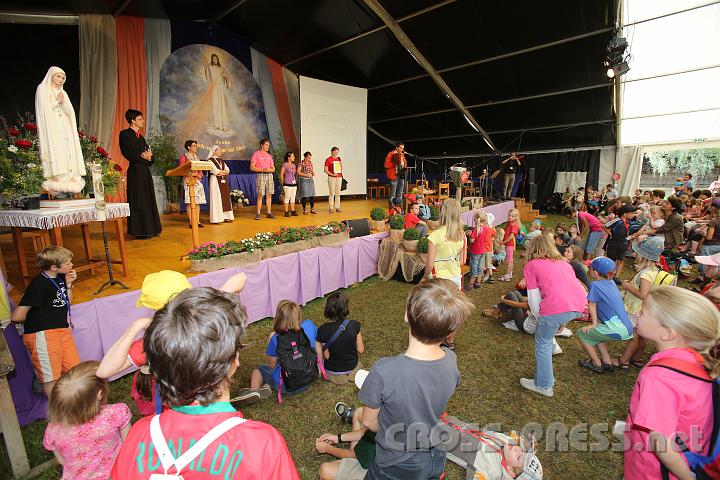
[119,109,162,238]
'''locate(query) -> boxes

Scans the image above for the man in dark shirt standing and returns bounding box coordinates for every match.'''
[119,109,161,239]
[501,152,521,200]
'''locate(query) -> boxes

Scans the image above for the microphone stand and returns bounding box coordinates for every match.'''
[95,220,129,294]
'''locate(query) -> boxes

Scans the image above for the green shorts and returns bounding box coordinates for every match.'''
[576,319,632,346]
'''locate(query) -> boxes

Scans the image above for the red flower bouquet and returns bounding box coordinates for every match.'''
[97,146,109,158]
[7,127,21,137]
[15,139,32,149]
[23,123,37,131]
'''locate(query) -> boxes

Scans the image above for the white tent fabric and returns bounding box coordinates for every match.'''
[620,1,720,146]
[554,171,587,194]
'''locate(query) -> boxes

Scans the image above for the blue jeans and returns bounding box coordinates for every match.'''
[469,253,483,277]
[699,244,720,275]
[583,230,603,254]
[365,448,445,480]
[534,311,582,389]
[389,178,405,208]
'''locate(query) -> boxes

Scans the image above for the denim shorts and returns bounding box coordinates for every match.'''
[469,253,483,276]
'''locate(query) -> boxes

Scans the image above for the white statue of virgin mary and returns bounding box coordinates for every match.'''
[35,66,86,193]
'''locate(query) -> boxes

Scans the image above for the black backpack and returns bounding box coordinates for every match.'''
[275,329,317,401]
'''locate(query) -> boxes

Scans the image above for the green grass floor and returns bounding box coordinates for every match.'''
[2,214,651,479]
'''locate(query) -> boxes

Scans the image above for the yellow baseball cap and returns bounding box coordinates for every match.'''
[135,270,192,310]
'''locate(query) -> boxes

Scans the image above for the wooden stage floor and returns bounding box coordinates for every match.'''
[2,198,388,304]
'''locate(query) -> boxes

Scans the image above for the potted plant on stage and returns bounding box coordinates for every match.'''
[426,205,440,230]
[0,118,44,209]
[230,189,249,211]
[147,116,180,213]
[369,207,387,231]
[403,227,420,251]
[416,236,429,264]
[388,214,405,244]
[188,239,262,272]
[78,130,122,199]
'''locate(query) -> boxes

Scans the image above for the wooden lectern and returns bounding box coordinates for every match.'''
[166,160,214,248]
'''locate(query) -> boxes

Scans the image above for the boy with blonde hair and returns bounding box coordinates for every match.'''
[12,246,79,399]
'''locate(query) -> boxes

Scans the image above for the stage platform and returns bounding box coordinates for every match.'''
[1,198,390,303]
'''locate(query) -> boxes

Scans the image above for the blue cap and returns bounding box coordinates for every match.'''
[590,256,616,275]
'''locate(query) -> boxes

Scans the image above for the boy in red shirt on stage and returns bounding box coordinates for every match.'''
[111,287,299,479]
[405,202,429,237]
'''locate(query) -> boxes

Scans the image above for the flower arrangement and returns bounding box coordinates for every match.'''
[78,129,122,196]
[388,214,405,230]
[187,221,350,260]
[230,189,250,206]
[0,115,45,208]
[403,228,421,240]
[370,207,386,221]
[417,237,429,254]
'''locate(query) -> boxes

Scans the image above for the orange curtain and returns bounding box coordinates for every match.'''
[267,58,299,153]
[108,16,147,202]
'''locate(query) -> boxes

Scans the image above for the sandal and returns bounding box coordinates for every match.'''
[630,359,646,368]
[482,308,503,320]
[612,357,630,369]
[578,359,605,373]
[254,214,261,220]
[335,402,355,425]
[311,209,318,214]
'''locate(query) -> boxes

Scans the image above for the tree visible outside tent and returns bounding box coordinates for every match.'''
[641,148,720,189]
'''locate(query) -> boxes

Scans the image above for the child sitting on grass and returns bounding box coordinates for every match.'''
[316,291,364,386]
[576,257,634,373]
[246,300,318,403]
[359,279,474,478]
[624,287,720,480]
[44,361,131,480]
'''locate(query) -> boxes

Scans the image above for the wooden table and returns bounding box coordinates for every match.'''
[0,203,130,287]
[0,331,30,478]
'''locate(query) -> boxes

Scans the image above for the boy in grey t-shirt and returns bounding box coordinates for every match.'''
[359,279,474,479]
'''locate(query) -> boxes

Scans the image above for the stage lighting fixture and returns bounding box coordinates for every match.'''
[607,61,630,78]
[607,36,628,54]
[603,53,624,67]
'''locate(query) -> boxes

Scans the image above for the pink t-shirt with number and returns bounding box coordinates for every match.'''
[624,348,713,480]
[44,403,131,480]
[523,258,587,316]
[578,211,604,232]
[251,150,274,170]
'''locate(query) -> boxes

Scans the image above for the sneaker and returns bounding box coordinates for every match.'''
[284,212,291,217]
[291,211,299,216]
[486,276,494,283]
[556,327,573,338]
[254,214,261,220]
[552,338,563,355]
[230,388,260,406]
[520,378,553,397]
[503,320,519,331]
[267,213,275,219]
[335,402,355,424]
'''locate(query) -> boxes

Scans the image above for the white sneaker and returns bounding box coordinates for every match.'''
[556,327,573,338]
[503,320,519,331]
[552,338,563,355]
[491,265,497,271]
[520,378,554,397]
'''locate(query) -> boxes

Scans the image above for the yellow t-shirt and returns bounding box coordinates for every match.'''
[428,226,465,279]
[623,266,658,315]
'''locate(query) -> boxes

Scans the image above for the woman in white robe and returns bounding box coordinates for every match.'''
[207,145,234,223]
[35,66,86,193]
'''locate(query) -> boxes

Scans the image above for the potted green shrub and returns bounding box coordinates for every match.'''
[369,207,387,231]
[416,236,429,263]
[388,214,405,244]
[402,227,421,251]
[427,205,440,229]
[148,116,180,213]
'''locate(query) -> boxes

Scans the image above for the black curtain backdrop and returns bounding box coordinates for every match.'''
[523,150,601,206]
[0,24,80,126]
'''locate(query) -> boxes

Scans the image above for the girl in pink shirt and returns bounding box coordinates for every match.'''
[44,361,131,480]
[500,208,521,282]
[624,286,720,480]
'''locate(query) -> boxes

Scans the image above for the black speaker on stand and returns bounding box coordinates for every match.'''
[344,219,371,238]
[528,168,537,203]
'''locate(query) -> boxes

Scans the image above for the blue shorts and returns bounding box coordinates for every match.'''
[257,364,310,395]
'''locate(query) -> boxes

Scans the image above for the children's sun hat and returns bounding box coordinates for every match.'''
[354,369,370,389]
[136,270,192,310]
[631,236,664,262]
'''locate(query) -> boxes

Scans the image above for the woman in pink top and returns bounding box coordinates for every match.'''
[43,361,131,480]
[565,207,605,260]
[520,234,587,397]
[624,286,720,480]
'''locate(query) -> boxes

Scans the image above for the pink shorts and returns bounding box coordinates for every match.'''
[505,245,515,260]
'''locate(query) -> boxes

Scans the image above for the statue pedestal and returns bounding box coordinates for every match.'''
[39,198,96,209]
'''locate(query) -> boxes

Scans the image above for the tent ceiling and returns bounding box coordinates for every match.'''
[2,0,619,157]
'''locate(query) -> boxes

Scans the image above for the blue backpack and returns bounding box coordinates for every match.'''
[649,357,720,480]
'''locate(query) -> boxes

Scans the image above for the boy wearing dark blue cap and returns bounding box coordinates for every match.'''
[576,256,634,373]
